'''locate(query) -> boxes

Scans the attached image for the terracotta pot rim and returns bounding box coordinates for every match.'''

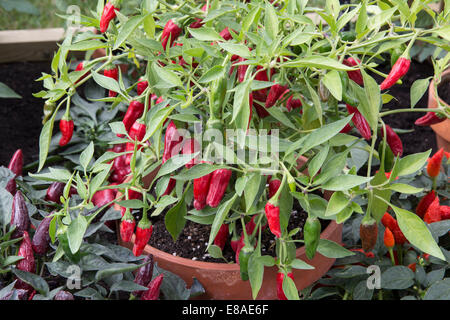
[429,67,450,109]
[125,219,340,271]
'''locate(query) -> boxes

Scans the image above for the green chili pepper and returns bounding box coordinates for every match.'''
[238,245,254,281]
[209,77,227,119]
[43,101,56,125]
[339,72,359,106]
[304,216,321,260]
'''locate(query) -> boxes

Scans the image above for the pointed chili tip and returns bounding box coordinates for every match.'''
[8,149,23,176]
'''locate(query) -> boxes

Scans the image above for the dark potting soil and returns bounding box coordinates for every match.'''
[437,80,450,105]
[0,61,51,168]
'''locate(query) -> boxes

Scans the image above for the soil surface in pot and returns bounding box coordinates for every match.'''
[135,200,329,263]
[437,81,450,105]
[0,61,52,167]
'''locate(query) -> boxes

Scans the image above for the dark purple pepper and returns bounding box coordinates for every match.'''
[31,215,52,255]
[54,290,74,300]
[10,191,30,238]
[0,289,29,300]
[45,182,65,203]
[133,254,154,297]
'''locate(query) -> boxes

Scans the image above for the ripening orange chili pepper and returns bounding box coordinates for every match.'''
[383,227,395,249]
[427,148,444,178]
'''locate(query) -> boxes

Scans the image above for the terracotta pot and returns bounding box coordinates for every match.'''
[428,68,450,152]
[116,157,342,300]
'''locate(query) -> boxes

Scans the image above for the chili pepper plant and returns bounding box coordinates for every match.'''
[22,0,450,300]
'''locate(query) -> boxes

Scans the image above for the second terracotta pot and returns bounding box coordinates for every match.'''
[428,68,450,152]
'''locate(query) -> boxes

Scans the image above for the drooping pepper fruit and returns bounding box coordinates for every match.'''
[359,217,378,253]
[92,188,116,208]
[407,263,417,272]
[423,196,441,224]
[17,231,35,273]
[141,273,164,300]
[125,121,147,165]
[427,148,444,178]
[31,215,52,255]
[380,57,410,90]
[304,216,321,260]
[45,182,65,204]
[193,165,213,210]
[343,57,364,86]
[219,27,232,41]
[416,190,436,219]
[346,104,371,140]
[286,95,302,112]
[10,191,30,238]
[54,291,74,300]
[162,121,183,164]
[237,56,249,83]
[381,124,403,157]
[133,254,154,298]
[42,100,56,125]
[253,90,270,118]
[162,178,176,196]
[265,84,289,108]
[161,19,182,50]
[100,0,121,33]
[122,100,145,134]
[120,208,136,242]
[383,227,395,249]
[181,138,201,169]
[415,112,446,126]
[440,205,450,220]
[104,66,119,97]
[277,271,294,300]
[340,123,352,133]
[74,61,90,83]
[214,224,229,251]
[137,77,149,96]
[264,201,281,238]
[238,244,253,281]
[59,115,74,147]
[206,169,232,208]
[133,214,153,257]
[268,178,281,199]
[381,212,407,245]
[5,149,23,195]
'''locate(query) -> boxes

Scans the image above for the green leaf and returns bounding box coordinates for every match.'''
[395,150,431,177]
[0,82,21,98]
[325,191,350,216]
[207,194,238,248]
[151,62,183,88]
[265,2,279,40]
[360,69,380,129]
[218,42,252,58]
[165,198,187,241]
[198,65,225,83]
[69,40,106,51]
[381,266,415,289]
[92,72,121,94]
[79,141,94,171]
[424,279,450,300]
[387,183,423,194]
[410,78,430,108]
[173,163,225,181]
[317,239,355,258]
[282,274,300,300]
[248,253,264,299]
[67,215,88,254]
[114,14,149,50]
[38,107,58,172]
[322,71,342,101]
[244,173,261,212]
[282,56,355,70]
[188,27,222,41]
[95,262,148,281]
[321,175,372,191]
[291,258,314,270]
[390,204,445,260]
[308,144,330,178]
[11,269,49,296]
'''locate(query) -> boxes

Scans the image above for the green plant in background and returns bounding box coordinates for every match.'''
[2,0,450,300]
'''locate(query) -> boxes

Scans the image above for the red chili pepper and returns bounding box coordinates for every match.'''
[11,191,30,239]
[104,66,119,97]
[252,90,270,118]
[54,291,74,300]
[189,3,207,29]
[214,224,229,251]
[206,169,232,208]
[219,27,232,40]
[100,0,120,33]
[416,190,436,219]
[17,231,35,273]
[122,100,145,133]
[427,148,444,178]
[5,149,23,195]
[381,212,407,245]
[120,208,136,242]
[380,57,410,90]
[91,188,116,208]
[415,111,446,126]
[265,201,281,238]
[343,57,364,86]
[346,104,371,140]
[137,77,149,96]
[423,196,441,224]
[133,254,154,298]
[161,19,182,50]
[193,166,213,210]
[141,273,164,300]
[381,124,403,157]
[182,138,201,169]
[248,93,253,130]
[286,95,302,112]
[359,217,378,252]
[237,57,248,83]
[31,215,52,255]
[59,116,74,147]
[162,178,176,196]
[265,84,289,108]
[268,178,281,199]
[383,227,395,249]
[75,61,89,83]
[45,182,65,203]
[440,206,450,220]
[276,272,294,300]
[340,123,352,133]
[125,121,147,165]
[133,218,153,257]
[162,121,183,164]
[408,263,416,272]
